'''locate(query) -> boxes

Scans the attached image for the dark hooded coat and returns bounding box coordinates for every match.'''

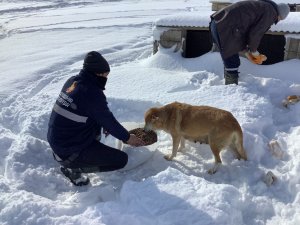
[211,0,279,59]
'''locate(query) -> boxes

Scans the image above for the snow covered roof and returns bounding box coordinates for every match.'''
[155,11,300,33]
[209,0,300,4]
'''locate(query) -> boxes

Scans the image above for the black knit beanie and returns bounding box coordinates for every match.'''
[83,51,110,74]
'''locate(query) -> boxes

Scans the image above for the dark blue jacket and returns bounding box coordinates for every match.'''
[47,69,130,157]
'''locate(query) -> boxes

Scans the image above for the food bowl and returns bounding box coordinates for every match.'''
[129,128,157,146]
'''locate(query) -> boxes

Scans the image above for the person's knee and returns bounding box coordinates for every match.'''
[119,151,128,168]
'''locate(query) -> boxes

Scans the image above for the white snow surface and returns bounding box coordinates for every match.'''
[1,0,300,225]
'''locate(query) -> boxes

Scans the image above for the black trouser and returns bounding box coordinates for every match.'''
[64,140,128,173]
[210,19,240,76]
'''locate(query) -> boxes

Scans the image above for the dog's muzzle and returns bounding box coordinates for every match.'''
[144,123,152,132]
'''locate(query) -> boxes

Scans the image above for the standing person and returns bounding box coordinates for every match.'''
[210,0,290,85]
[47,51,144,186]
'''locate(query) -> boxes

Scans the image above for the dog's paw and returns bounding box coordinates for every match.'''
[164,154,174,161]
[207,164,220,175]
[207,168,217,175]
[177,147,185,152]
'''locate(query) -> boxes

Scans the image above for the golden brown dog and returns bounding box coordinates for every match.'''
[144,102,247,174]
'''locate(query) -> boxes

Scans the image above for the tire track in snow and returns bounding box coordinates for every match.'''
[0,1,93,15]
[4,19,152,39]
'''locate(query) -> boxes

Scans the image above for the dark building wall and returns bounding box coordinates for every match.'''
[183,30,213,58]
[182,30,286,65]
[258,34,286,65]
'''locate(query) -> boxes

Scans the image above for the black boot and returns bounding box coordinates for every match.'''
[60,167,90,186]
[224,70,239,85]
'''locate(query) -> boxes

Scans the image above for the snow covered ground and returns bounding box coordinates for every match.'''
[1,0,300,224]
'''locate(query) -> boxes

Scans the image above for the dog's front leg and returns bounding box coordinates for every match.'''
[178,138,185,152]
[164,135,181,161]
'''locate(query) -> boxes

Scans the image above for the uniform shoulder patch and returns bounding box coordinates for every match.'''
[66,81,77,93]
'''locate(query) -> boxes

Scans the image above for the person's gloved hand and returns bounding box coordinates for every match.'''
[125,134,145,147]
[245,51,267,64]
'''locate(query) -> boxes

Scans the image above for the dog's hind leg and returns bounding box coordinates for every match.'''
[207,143,222,174]
[236,143,247,161]
[232,132,247,161]
[164,135,181,161]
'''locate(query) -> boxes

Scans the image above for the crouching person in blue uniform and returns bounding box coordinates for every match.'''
[47,51,144,186]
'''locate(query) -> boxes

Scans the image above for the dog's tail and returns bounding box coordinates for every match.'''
[232,130,247,161]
